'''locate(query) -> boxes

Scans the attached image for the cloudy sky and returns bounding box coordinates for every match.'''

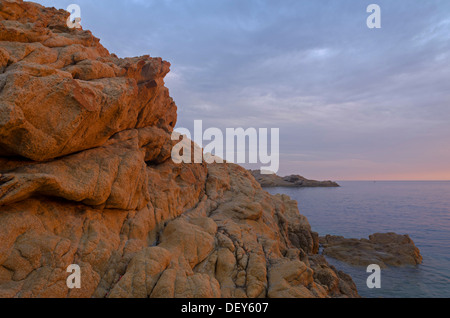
[36,0,450,180]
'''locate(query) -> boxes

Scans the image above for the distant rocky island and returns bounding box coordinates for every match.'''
[250,170,340,188]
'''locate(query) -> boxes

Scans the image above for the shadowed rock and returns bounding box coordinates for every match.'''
[0,127,172,209]
[320,233,423,268]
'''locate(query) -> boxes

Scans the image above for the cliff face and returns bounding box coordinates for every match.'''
[0,0,358,298]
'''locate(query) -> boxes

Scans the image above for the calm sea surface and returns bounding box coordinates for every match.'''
[266,181,450,298]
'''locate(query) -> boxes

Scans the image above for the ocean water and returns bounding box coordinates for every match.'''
[266,181,450,298]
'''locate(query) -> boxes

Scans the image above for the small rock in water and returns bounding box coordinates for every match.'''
[320,232,423,268]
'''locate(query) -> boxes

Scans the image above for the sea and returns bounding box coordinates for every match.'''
[266,181,450,298]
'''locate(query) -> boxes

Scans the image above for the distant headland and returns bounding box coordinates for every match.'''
[249,170,340,188]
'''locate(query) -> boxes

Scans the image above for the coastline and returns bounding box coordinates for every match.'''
[250,170,340,188]
[265,181,450,298]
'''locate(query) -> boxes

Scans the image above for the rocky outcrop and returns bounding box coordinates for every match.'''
[0,0,358,298]
[320,233,423,268]
[0,0,176,162]
[250,170,339,188]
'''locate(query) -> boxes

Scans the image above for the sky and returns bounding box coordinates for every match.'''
[34,0,450,180]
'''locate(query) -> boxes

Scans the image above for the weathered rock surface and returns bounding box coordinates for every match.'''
[0,126,173,209]
[250,170,339,188]
[0,0,176,162]
[320,233,423,268]
[0,0,359,298]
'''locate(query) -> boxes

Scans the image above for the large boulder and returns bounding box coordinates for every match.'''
[0,0,176,162]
